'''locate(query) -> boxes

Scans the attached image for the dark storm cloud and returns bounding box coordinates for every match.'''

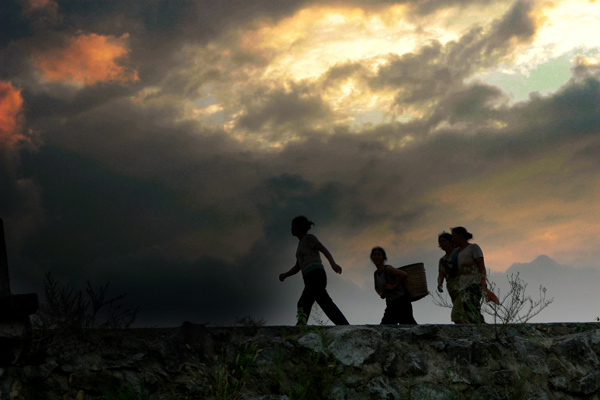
[18,147,193,269]
[372,40,462,106]
[37,93,240,170]
[82,248,277,327]
[323,62,368,84]
[345,0,502,15]
[368,50,600,164]
[470,77,600,160]
[9,145,283,325]
[237,88,332,133]
[8,72,598,326]
[23,84,140,124]
[10,166,352,326]
[0,147,43,247]
[7,73,599,326]
[486,0,536,51]
[249,170,419,235]
[409,0,502,15]
[431,83,507,126]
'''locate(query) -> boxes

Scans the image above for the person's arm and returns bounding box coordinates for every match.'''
[384,266,407,290]
[437,258,446,292]
[316,242,342,274]
[374,276,383,298]
[279,260,301,282]
[475,256,486,290]
[437,269,445,293]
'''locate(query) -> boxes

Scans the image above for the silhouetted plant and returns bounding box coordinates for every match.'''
[33,271,88,330]
[32,271,138,331]
[83,279,138,329]
[482,272,553,326]
[433,271,553,338]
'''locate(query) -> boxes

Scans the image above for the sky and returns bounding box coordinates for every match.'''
[1,0,599,327]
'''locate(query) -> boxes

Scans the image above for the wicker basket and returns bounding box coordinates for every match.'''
[399,262,429,302]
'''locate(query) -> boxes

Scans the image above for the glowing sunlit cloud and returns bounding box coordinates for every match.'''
[34,33,138,86]
[235,5,422,132]
[241,2,518,83]
[575,53,600,67]
[0,81,25,148]
[505,0,600,72]
[192,104,224,117]
[241,5,421,82]
[233,2,517,129]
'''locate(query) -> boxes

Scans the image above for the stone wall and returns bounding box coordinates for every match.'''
[2,322,600,399]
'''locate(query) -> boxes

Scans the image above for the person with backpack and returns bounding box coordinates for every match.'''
[279,216,349,325]
[371,246,417,325]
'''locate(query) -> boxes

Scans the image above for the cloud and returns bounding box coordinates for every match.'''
[34,33,138,86]
[2,0,599,327]
[236,87,332,138]
[371,0,537,114]
[0,81,25,147]
[20,0,61,30]
[21,61,599,276]
[0,81,44,249]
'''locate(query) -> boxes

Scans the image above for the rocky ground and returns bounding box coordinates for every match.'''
[2,322,600,399]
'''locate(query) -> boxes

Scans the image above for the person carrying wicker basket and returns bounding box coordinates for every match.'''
[371,246,417,325]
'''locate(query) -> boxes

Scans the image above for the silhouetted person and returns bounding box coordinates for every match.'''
[452,226,486,324]
[437,232,466,324]
[371,246,417,325]
[279,216,349,325]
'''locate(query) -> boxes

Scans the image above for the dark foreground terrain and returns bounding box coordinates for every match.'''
[2,322,600,399]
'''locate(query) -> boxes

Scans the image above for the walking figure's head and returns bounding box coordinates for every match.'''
[438,231,454,251]
[438,231,452,244]
[370,246,387,262]
[451,226,473,245]
[291,216,314,235]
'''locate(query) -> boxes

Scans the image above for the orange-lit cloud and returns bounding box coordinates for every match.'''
[35,33,138,86]
[0,81,25,147]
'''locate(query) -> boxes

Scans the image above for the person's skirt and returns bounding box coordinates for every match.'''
[381,293,417,325]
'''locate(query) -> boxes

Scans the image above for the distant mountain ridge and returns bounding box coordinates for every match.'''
[489,254,600,323]
[505,254,564,275]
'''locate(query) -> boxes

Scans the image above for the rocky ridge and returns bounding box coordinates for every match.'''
[2,322,600,399]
